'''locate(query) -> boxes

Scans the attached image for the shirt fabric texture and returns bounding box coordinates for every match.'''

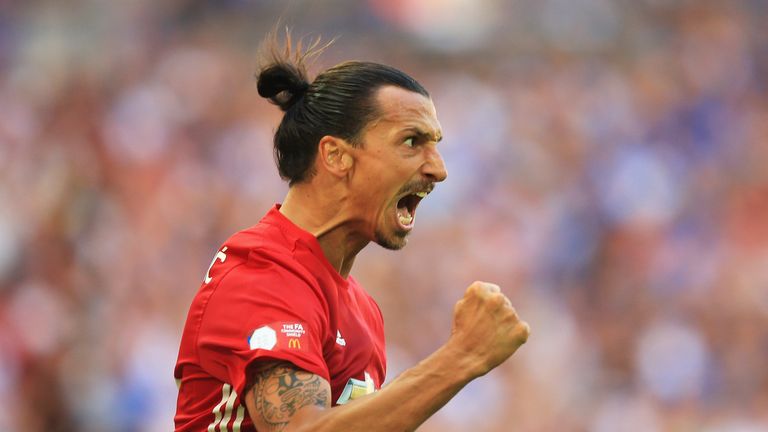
[174,205,387,431]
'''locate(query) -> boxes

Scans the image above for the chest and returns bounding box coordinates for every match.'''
[322,286,386,405]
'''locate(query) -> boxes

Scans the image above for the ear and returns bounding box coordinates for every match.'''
[318,135,354,178]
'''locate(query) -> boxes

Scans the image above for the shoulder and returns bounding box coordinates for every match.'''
[196,248,334,362]
[199,226,330,325]
[212,218,316,285]
[207,251,329,319]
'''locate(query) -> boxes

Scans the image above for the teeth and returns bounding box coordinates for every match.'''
[415,191,428,198]
[399,213,413,225]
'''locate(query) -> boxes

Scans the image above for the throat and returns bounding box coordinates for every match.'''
[315,228,368,278]
[281,188,366,278]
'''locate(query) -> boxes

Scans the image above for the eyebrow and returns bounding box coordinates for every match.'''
[403,127,443,143]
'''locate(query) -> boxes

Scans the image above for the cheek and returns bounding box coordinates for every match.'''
[351,155,410,215]
[349,174,390,218]
[355,161,396,197]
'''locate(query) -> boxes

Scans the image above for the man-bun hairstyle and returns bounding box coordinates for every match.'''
[257,56,310,111]
[256,30,429,185]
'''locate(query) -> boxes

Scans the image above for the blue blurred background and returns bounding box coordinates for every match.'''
[1,0,767,430]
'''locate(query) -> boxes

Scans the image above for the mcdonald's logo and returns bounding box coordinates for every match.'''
[288,338,301,349]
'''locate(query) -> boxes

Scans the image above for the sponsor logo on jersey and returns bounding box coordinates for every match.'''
[249,322,309,352]
[280,323,306,338]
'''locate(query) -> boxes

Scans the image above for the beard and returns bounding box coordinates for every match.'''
[374,227,409,250]
[372,179,433,250]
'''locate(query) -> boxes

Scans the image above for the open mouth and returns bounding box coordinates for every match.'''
[395,191,428,229]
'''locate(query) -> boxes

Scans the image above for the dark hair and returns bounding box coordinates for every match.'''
[256,33,429,185]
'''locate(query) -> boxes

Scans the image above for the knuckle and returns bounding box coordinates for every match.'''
[489,293,506,307]
[477,282,499,293]
[518,321,531,341]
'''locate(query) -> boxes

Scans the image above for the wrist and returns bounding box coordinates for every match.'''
[435,339,485,382]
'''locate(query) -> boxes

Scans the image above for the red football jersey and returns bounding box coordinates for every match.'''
[174,205,387,431]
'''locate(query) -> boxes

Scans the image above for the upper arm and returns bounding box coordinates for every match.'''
[245,361,332,432]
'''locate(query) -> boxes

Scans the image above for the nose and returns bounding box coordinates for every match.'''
[422,146,448,183]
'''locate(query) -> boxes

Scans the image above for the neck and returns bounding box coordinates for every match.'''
[279,183,369,278]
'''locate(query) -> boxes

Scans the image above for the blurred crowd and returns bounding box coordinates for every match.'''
[1,0,767,430]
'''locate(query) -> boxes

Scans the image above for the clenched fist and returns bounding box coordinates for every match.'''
[448,281,530,378]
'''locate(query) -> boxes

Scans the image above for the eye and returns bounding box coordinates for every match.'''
[404,137,416,148]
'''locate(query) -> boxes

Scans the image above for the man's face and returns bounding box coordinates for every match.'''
[348,85,447,250]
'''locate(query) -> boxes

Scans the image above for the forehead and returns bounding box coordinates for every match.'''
[368,86,442,138]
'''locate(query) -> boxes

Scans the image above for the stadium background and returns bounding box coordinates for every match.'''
[1,0,767,430]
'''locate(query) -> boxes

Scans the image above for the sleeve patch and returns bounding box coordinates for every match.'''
[248,326,277,350]
[248,322,309,352]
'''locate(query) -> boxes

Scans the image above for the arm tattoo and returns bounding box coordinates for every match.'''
[249,363,330,431]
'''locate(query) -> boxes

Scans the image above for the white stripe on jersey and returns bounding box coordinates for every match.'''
[220,386,238,432]
[207,383,244,432]
[233,406,245,432]
[208,384,231,432]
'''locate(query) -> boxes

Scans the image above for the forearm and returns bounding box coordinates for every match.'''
[295,343,478,432]
[248,281,530,432]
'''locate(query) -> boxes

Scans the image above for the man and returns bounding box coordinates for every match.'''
[174,35,530,431]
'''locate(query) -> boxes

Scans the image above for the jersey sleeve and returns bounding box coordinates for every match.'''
[196,258,331,397]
